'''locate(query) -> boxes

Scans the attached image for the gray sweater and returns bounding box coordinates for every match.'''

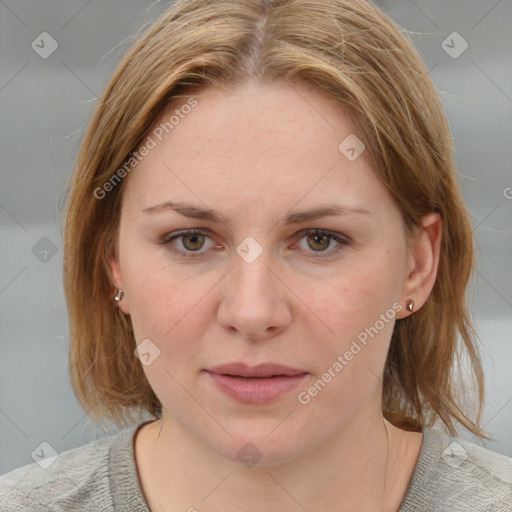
[1,422,511,511]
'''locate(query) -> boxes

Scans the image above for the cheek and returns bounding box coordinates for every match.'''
[119,237,207,337]
[307,251,400,339]
[299,250,401,391]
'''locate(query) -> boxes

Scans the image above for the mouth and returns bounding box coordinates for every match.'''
[204,362,308,404]
[218,375,295,380]
[206,362,308,378]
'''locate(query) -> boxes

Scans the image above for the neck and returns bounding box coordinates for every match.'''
[135,406,422,512]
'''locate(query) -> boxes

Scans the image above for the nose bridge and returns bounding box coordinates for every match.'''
[232,236,275,299]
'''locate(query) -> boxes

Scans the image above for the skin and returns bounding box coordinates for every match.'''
[109,79,442,511]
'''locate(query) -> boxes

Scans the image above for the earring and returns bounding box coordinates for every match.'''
[405,298,414,312]
[114,289,124,302]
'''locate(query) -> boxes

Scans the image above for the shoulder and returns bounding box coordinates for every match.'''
[400,426,512,512]
[0,426,137,512]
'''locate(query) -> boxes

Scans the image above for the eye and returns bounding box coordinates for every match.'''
[159,228,350,259]
[293,228,350,258]
[159,229,215,258]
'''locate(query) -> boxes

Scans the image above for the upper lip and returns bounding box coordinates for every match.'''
[206,362,307,378]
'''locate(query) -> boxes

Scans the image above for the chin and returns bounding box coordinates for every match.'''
[200,419,315,467]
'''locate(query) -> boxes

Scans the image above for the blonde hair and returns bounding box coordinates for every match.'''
[63,0,487,437]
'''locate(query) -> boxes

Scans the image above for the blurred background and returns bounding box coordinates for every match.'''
[1,0,511,475]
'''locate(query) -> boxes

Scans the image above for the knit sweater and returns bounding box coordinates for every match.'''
[1,422,511,511]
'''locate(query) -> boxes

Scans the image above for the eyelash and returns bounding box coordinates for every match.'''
[159,228,350,259]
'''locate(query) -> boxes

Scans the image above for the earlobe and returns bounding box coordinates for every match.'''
[108,248,130,315]
[399,212,442,317]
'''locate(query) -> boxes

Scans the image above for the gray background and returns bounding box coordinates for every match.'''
[1,0,511,475]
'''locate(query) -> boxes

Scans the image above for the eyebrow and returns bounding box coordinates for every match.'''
[142,200,371,225]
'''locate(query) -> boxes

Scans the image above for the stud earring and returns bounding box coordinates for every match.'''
[114,289,124,302]
[405,298,414,312]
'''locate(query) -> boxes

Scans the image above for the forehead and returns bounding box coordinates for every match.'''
[122,81,391,220]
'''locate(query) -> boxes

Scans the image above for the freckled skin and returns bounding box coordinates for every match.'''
[110,80,440,511]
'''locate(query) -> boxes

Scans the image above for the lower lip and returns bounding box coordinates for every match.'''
[205,371,308,404]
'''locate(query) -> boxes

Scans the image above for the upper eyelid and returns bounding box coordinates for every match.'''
[162,228,349,247]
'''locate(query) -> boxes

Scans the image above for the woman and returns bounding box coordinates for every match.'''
[1,0,511,510]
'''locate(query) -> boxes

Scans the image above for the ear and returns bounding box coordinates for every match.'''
[397,212,442,319]
[108,245,130,315]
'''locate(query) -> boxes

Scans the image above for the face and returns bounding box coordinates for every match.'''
[110,80,424,464]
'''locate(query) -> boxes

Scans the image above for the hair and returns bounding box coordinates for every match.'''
[63,0,488,437]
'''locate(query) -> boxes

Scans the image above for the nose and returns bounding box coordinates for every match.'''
[216,246,292,341]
